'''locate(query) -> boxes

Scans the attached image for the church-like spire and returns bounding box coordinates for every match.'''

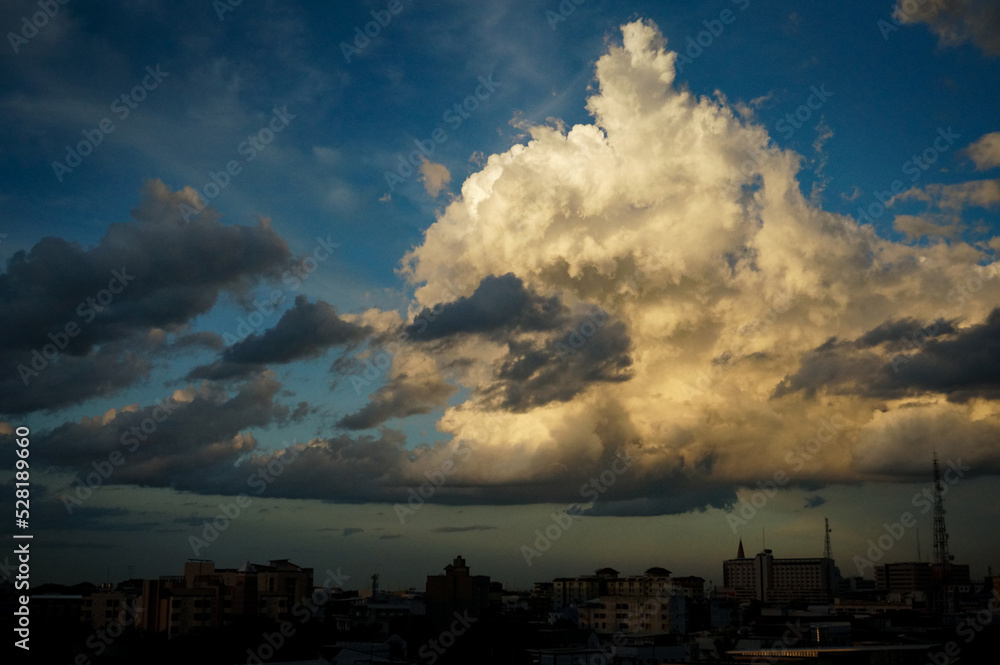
[737,539,745,559]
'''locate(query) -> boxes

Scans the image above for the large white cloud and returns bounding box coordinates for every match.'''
[390,19,1000,512]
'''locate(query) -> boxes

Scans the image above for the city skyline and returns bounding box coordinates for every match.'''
[2,0,1000,593]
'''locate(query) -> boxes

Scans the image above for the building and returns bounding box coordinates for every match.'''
[672,576,706,599]
[875,562,933,595]
[134,558,315,637]
[723,543,838,603]
[552,567,619,610]
[425,555,490,629]
[577,593,686,635]
[606,567,672,598]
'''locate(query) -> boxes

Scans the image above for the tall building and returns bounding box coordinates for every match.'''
[723,543,838,603]
[424,555,490,629]
[875,562,933,595]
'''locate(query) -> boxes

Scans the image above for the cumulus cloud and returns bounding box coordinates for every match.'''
[892,0,1000,56]
[892,214,963,241]
[188,295,370,380]
[897,178,1000,211]
[23,372,292,489]
[963,131,1000,170]
[419,159,452,197]
[337,352,457,429]
[387,19,1000,513]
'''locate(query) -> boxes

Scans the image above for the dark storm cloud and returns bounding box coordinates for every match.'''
[487,314,633,411]
[0,180,293,414]
[404,273,567,341]
[171,331,226,351]
[853,317,955,350]
[0,343,151,415]
[342,274,631,423]
[774,310,1000,401]
[11,411,747,517]
[877,308,1000,400]
[188,295,370,380]
[804,495,826,509]
[337,372,457,429]
[772,340,883,399]
[25,372,292,488]
[580,474,738,517]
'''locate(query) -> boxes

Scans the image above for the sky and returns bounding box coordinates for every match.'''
[1,0,1000,591]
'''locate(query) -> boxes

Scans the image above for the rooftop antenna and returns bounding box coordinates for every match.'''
[932,451,952,569]
[762,527,766,551]
[823,518,833,560]
[916,527,922,563]
[932,450,954,612]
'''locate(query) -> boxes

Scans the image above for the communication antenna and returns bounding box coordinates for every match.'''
[932,451,951,568]
[823,518,833,559]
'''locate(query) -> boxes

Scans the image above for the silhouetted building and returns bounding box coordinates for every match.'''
[875,562,932,595]
[723,545,837,603]
[607,567,671,597]
[553,567,619,611]
[672,575,706,599]
[424,555,490,629]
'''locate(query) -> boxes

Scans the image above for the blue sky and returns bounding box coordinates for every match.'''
[2,0,1000,590]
